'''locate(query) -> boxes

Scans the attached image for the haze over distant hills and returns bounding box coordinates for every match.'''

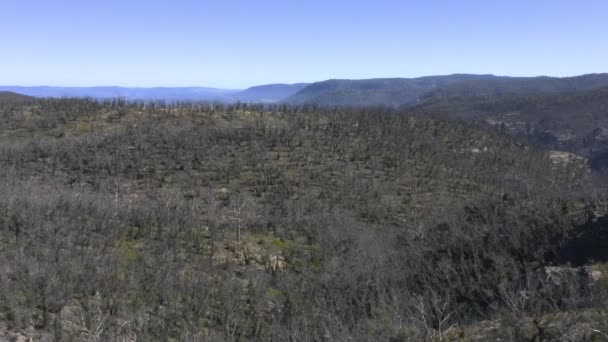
[5,73,608,107]
[0,84,308,103]
[233,83,309,103]
[0,86,240,102]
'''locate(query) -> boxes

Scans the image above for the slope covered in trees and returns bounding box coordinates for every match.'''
[0,91,34,104]
[422,73,608,100]
[285,73,608,107]
[285,73,608,172]
[284,74,498,106]
[233,83,309,103]
[1,97,607,341]
[417,86,608,170]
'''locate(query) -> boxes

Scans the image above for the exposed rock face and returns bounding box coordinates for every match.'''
[270,255,286,272]
[214,240,288,272]
[589,268,603,282]
[0,323,51,342]
[544,266,593,286]
[548,150,587,166]
[216,187,231,205]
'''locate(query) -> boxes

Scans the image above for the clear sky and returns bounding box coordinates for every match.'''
[1,0,606,88]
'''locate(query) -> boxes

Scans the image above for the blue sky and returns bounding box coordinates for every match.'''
[1,0,606,88]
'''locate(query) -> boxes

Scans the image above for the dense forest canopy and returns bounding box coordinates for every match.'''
[1,97,607,341]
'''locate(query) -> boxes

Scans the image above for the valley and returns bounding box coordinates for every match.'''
[0,95,607,340]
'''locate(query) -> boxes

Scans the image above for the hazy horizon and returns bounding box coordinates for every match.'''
[1,0,607,88]
[3,72,608,90]
[3,2,608,340]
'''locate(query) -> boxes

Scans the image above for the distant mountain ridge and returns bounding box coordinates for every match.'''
[285,74,500,106]
[420,73,608,101]
[233,83,309,103]
[0,86,240,102]
[4,73,608,105]
[284,73,608,107]
[0,84,310,103]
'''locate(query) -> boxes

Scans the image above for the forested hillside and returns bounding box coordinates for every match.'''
[285,74,497,106]
[1,98,607,341]
[233,83,309,103]
[285,73,608,172]
[418,86,608,170]
[422,73,608,100]
[0,91,34,104]
[285,73,608,107]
